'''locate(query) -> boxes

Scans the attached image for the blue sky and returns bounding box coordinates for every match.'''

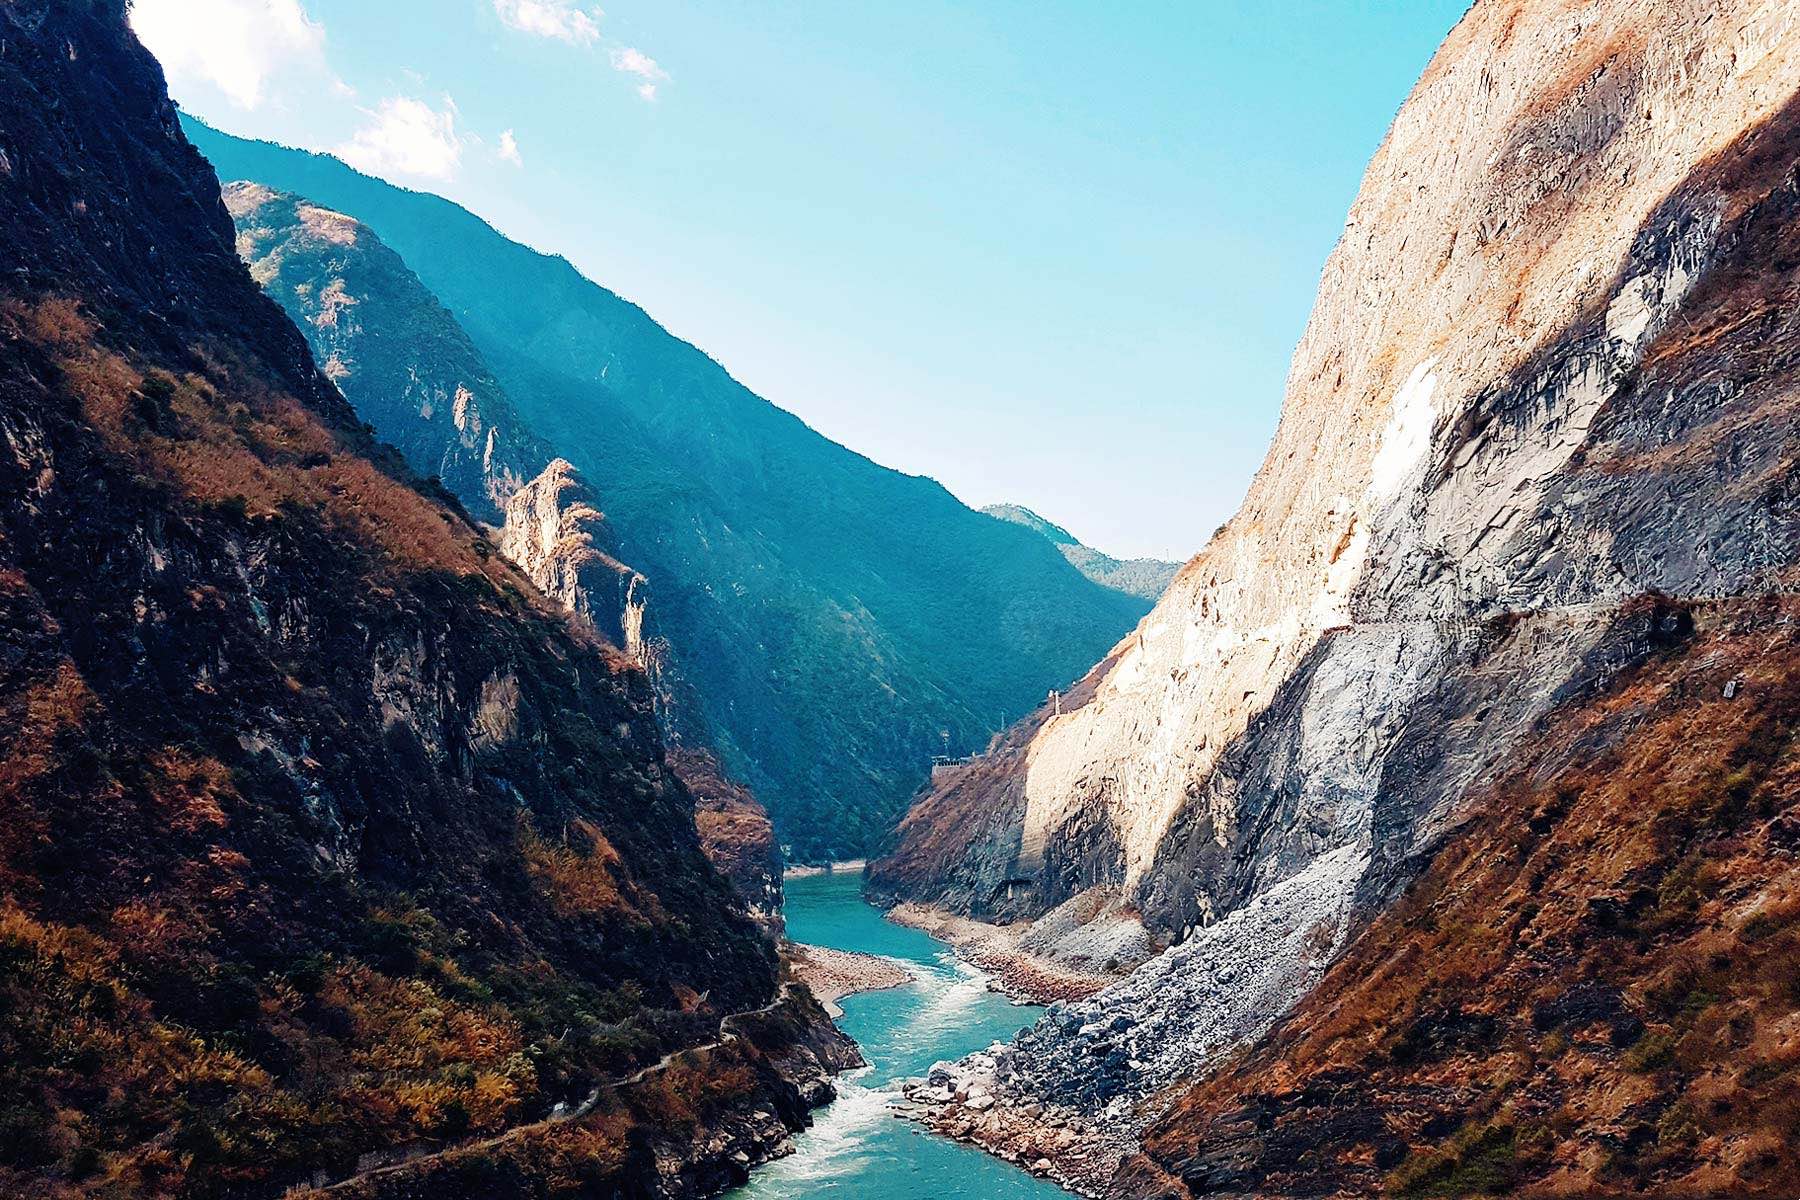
[133,0,1469,561]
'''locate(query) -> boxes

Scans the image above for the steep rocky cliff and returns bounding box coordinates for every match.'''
[219,187,782,921]
[221,184,659,690]
[675,749,785,937]
[493,463,780,931]
[0,4,851,1197]
[982,504,1181,601]
[223,182,547,523]
[1125,597,1800,1197]
[183,120,1151,860]
[495,457,646,655]
[880,1,1800,1193]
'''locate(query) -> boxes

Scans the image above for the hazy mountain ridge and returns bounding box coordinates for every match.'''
[187,119,1149,859]
[982,503,1181,600]
[876,2,1800,1194]
[0,4,850,1196]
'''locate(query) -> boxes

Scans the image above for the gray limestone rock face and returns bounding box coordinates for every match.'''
[878,0,1800,1157]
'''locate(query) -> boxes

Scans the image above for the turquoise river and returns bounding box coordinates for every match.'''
[728,871,1067,1198]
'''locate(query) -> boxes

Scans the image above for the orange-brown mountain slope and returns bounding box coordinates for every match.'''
[0,4,849,1198]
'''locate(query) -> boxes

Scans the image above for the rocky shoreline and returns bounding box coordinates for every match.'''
[885,903,1117,1005]
[782,857,868,878]
[888,847,1369,1197]
[786,942,913,1018]
[876,906,1140,1194]
[895,1047,1133,1197]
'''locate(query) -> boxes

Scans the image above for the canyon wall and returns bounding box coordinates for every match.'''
[0,4,848,1196]
[223,186,780,925]
[880,2,1800,1194]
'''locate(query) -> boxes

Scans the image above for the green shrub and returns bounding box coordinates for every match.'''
[1387,1119,1531,1197]
[1623,1032,1677,1073]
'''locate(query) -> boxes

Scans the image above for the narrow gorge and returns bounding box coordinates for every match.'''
[0,4,852,1197]
[7,1,1800,1198]
[185,118,1152,864]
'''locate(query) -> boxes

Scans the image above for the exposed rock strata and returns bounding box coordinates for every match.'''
[878,2,1800,1193]
[497,457,647,655]
[1126,598,1800,1197]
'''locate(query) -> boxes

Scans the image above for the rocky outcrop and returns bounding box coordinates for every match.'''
[497,457,647,654]
[868,645,1125,923]
[983,504,1181,601]
[223,183,547,521]
[1126,598,1800,1197]
[0,5,849,1197]
[879,1,1800,1192]
[672,748,784,936]
[187,119,1152,860]
[494,465,785,930]
[294,983,861,1200]
[223,189,786,929]
[223,189,652,686]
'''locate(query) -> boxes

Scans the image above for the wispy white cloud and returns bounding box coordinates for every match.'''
[610,46,669,100]
[338,96,464,181]
[130,0,343,110]
[497,128,523,167]
[491,0,670,99]
[492,0,602,46]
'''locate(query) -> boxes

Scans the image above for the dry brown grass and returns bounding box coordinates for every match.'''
[627,1049,758,1133]
[318,960,523,1078]
[3,297,542,589]
[518,814,644,921]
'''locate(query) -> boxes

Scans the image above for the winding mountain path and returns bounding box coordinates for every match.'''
[306,982,806,1195]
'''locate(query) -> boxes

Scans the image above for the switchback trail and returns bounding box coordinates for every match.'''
[301,982,807,1196]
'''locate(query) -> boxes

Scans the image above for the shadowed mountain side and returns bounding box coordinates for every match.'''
[185,119,1150,860]
[0,4,851,1195]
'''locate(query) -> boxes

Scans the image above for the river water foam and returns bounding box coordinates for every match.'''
[728,872,1066,1199]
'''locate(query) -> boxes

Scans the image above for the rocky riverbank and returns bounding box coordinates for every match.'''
[897,1048,1131,1197]
[885,903,1125,1004]
[786,943,913,1018]
[782,857,868,878]
[891,847,1368,1195]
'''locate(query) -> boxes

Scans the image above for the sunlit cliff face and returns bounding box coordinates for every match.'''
[970,0,1800,932]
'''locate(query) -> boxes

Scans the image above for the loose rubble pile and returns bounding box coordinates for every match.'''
[898,1051,1133,1197]
[899,847,1367,1192]
[786,944,914,1018]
